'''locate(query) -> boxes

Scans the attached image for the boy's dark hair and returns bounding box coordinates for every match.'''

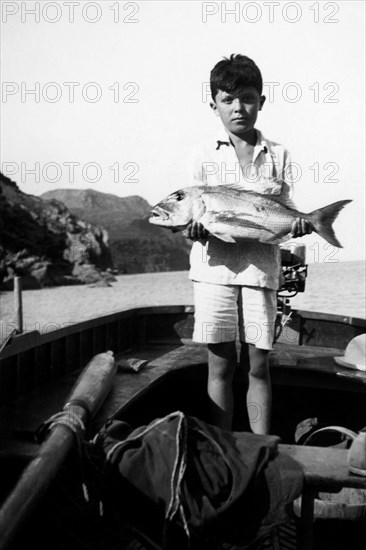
[210,54,263,101]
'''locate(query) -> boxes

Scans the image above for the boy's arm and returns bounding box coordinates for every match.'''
[282,151,312,238]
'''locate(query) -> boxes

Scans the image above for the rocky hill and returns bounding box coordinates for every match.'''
[0,173,115,289]
[41,188,191,274]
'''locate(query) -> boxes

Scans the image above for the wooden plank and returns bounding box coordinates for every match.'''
[13,277,23,334]
[16,349,36,396]
[299,318,365,348]
[93,340,366,429]
[129,314,147,348]
[271,343,344,366]
[79,328,94,368]
[92,343,207,429]
[145,313,195,343]
[1,305,364,361]
[297,309,366,327]
[93,324,107,355]
[0,331,41,358]
[297,490,315,550]
[0,371,80,439]
[270,343,366,391]
[50,339,66,378]
[279,444,366,490]
[34,343,51,386]
[2,339,364,442]
[0,306,195,359]
[0,357,17,404]
[106,320,119,353]
[117,318,132,352]
[0,351,117,550]
[65,332,80,374]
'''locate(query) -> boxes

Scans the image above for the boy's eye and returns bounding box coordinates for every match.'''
[221,94,258,104]
[242,95,258,104]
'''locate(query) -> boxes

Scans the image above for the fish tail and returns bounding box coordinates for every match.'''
[309,200,352,248]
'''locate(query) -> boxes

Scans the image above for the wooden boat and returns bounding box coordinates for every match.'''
[0,264,366,549]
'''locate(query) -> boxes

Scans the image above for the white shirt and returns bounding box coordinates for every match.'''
[187,130,293,289]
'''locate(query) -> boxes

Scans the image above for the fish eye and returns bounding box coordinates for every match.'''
[173,191,185,201]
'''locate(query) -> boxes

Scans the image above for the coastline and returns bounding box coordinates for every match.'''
[0,271,194,335]
[0,262,365,338]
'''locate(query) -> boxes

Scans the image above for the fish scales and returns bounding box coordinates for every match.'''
[149,184,352,248]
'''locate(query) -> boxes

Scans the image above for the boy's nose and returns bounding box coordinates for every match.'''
[233,99,246,112]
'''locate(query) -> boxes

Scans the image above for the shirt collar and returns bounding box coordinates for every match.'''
[216,129,268,155]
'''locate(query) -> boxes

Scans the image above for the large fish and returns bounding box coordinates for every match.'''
[149,184,351,247]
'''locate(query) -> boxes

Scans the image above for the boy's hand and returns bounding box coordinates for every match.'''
[290,217,313,238]
[183,222,209,241]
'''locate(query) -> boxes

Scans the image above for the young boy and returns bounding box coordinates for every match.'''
[186,54,311,434]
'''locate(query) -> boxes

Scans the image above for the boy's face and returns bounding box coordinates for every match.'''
[210,87,265,136]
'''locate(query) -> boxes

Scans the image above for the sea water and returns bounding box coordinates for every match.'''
[0,261,365,335]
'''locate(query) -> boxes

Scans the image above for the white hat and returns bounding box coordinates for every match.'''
[334,334,366,372]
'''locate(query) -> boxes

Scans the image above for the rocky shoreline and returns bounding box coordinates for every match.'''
[0,173,190,290]
[0,173,115,290]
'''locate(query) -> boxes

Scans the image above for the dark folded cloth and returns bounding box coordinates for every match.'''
[92,411,303,548]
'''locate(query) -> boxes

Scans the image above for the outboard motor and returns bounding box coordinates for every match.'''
[279,243,307,296]
[275,244,308,340]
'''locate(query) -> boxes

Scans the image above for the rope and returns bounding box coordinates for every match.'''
[45,410,86,435]
[34,405,86,443]
[33,404,98,510]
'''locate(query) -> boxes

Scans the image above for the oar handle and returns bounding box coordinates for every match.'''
[65,350,116,417]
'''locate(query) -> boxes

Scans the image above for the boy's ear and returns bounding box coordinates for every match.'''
[210,101,220,116]
[259,95,266,111]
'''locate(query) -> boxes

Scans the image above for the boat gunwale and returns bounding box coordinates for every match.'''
[1,304,365,360]
[1,306,366,550]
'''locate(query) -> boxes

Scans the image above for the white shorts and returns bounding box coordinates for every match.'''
[193,281,277,350]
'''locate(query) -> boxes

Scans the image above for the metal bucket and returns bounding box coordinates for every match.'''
[293,425,366,521]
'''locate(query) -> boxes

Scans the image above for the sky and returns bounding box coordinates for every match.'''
[1,0,365,262]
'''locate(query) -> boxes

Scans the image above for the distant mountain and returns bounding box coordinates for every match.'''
[0,173,115,289]
[41,189,150,235]
[41,188,191,274]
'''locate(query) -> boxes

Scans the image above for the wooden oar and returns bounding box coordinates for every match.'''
[0,350,116,549]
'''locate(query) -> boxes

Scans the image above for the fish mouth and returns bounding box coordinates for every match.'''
[150,206,170,221]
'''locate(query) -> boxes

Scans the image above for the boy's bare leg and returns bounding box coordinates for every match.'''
[246,345,272,435]
[207,341,237,430]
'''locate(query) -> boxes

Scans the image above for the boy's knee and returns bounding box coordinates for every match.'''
[208,341,237,380]
[248,345,269,378]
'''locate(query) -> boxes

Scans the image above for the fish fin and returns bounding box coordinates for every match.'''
[219,183,249,192]
[204,183,298,210]
[260,231,292,245]
[209,210,242,221]
[308,200,352,248]
[209,210,255,220]
[265,194,297,210]
[203,184,260,197]
[210,211,264,231]
[211,233,236,243]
